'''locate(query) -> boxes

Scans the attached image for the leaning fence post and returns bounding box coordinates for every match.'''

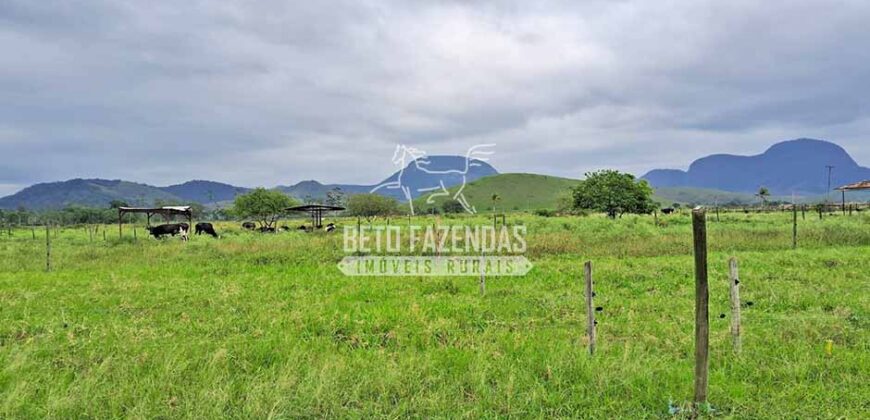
[792,204,798,249]
[691,208,709,406]
[728,257,742,353]
[45,224,52,272]
[584,261,596,356]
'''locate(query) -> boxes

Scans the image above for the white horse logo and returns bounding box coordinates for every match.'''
[370,144,495,215]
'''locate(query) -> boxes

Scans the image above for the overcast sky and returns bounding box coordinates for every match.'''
[1,0,869,196]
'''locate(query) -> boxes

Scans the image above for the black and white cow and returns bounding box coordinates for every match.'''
[241,222,256,230]
[147,223,188,240]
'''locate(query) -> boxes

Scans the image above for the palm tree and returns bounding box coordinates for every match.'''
[756,187,770,210]
[491,193,501,213]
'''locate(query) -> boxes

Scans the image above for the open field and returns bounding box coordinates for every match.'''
[1,212,868,417]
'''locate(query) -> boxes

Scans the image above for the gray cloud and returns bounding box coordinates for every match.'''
[1,0,869,196]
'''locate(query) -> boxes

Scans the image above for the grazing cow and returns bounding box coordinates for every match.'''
[179,225,189,242]
[279,226,291,232]
[325,223,336,232]
[661,208,675,215]
[147,223,186,239]
[258,226,276,233]
[195,222,218,238]
[242,222,256,230]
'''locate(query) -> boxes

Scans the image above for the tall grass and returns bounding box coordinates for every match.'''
[0,212,867,417]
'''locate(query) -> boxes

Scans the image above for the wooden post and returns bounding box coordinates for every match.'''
[691,208,709,406]
[45,224,51,272]
[728,257,741,353]
[118,210,123,239]
[133,226,137,240]
[792,204,798,249]
[801,204,806,220]
[103,230,107,241]
[479,250,486,296]
[818,205,823,220]
[584,261,596,356]
[654,210,658,226]
[715,206,720,222]
[31,227,35,240]
[841,190,846,215]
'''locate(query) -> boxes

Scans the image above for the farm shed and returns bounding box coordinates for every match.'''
[286,204,345,228]
[835,180,870,211]
[117,206,193,237]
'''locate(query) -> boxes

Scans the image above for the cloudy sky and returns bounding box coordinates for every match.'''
[1,0,869,196]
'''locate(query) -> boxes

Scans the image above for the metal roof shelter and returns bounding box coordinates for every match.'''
[834,180,870,214]
[117,206,193,238]
[286,204,345,228]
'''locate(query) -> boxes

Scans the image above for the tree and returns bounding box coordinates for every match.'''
[756,187,771,209]
[325,187,346,208]
[232,188,296,229]
[442,199,465,214]
[571,170,656,218]
[346,194,398,222]
[491,193,501,213]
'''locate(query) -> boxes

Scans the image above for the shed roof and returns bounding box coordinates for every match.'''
[286,204,345,212]
[118,206,192,215]
[835,180,870,191]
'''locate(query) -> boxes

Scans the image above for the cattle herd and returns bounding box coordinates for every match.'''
[144,221,336,240]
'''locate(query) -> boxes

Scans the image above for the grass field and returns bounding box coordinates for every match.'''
[0,211,868,417]
[414,173,580,212]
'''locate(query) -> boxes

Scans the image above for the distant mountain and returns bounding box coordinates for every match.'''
[277,155,499,202]
[0,179,181,210]
[161,180,249,204]
[643,139,870,195]
[0,155,499,209]
[275,181,370,201]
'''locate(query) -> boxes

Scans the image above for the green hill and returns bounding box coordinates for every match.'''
[413,173,581,213]
[411,173,837,214]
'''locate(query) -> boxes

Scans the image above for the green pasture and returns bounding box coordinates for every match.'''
[0,211,868,417]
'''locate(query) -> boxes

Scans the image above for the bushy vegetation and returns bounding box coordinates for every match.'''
[0,210,867,417]
[571,170,657,218]
[232,188,297,229]
[346,193,398,221]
